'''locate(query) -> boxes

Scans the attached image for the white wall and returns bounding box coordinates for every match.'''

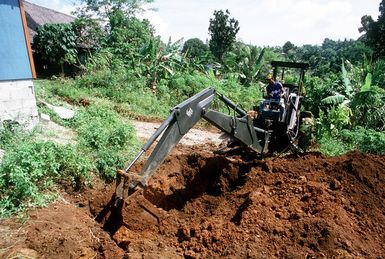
[0,80,39,129]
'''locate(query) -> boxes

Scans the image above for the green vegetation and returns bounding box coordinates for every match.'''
[72,105,140,181]
[209,9,240,62]
[182,38,209,59]
[0,104,141,217]
[0,128,93,217]
[1,0,385,217]
[33,23,78,73]
[359,0,385,58]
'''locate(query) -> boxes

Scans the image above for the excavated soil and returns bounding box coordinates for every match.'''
[1,144,385,258]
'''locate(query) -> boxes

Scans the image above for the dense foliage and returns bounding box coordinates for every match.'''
[76,0,155,20]
[281,39,372,77]
[0,128,93,217]
[33,23,78,72]
[0,103,140,217]
[359,0,385,58]
[182,38,209,59]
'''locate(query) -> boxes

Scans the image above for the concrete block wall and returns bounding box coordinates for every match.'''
[0,80,39,129]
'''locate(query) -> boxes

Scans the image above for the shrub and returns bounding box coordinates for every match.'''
[317,134,352,156]
[73,104,141,181]
[0,140,93,217]
[94,148,127,181]
[350,87,385,131]
[340,127,385,155]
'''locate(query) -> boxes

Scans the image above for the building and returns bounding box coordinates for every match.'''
[0,0,38,129]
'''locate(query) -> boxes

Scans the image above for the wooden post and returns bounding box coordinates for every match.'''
[19,0,36,79]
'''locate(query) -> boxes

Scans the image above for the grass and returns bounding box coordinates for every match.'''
[34,69,265,120]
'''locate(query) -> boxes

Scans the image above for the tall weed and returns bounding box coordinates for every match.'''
[73,105,141,181]
[0,138,93,218]
[340,127,385,155]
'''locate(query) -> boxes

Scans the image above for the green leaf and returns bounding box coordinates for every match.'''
[321,93,346,105]
[360,72,372,92]
[341,59,353,98]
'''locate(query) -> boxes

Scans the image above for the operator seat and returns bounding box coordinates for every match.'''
[259,98,285,122]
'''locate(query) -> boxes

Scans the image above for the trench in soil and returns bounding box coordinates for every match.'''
[95,151,251,232]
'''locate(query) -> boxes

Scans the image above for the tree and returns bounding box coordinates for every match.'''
[72,17,105,50]
[359,0,385,58]
[282,41,297,61]
[182,38,208,59]
[107,9,155,59]
[75,0,157,62]
[33,23,78,74]
[208,9,239,62]
[282,41,295,55]
[223,42,265,86]
[76,0,155,21]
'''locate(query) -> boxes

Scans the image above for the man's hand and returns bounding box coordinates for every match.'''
[247,110,258,119]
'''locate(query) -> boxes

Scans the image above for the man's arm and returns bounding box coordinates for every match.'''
[278,82,285,97]
[266,85,273,97]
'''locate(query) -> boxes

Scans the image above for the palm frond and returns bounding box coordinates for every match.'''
[360,72,373,92]
[341,59,353,98]
[321,93,346,105]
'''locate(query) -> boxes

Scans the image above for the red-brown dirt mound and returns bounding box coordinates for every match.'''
[1,144,385,258]
[92,145,385,258]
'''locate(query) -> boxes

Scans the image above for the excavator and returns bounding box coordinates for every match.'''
[100,61,309,232]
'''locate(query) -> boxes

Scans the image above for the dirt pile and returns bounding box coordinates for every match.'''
[1,144,385,258]
[0,196,123,258]
[93,145,385,258]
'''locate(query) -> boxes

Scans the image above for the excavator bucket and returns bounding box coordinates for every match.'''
[115,169,164,222]
[96,170,165,239]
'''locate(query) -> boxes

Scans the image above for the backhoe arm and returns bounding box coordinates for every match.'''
[116,87,269,198]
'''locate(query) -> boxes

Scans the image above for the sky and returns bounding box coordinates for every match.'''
[27,0,381,47]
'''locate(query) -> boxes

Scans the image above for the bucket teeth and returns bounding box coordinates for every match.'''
[115,169,142,200]
[114,169,165,225]
[123,188,166,222]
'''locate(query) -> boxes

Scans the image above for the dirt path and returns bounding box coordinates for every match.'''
[35,119,224,146]
[133,120,224,146]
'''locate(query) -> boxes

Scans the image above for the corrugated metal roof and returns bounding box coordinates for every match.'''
[23,0,75,43]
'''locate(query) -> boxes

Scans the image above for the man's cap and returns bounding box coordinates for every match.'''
[266,74,273,80]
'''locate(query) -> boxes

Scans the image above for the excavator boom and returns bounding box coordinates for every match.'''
[115,87,270,201]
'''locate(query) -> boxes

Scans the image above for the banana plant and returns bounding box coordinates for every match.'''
[351,71,385,131]
[321,59,361,106]
[223,43,265,86]
[136,37,186,91]
[322,58,385,131]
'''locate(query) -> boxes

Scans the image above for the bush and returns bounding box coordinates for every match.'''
[73,104,141,181]
[74,105,135,148]
[316,124,385,156]
[317,134,352,156]
[340,127,385,155]
[94,148,127,181]
[0,140,93,217]
[350,88,385,131]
